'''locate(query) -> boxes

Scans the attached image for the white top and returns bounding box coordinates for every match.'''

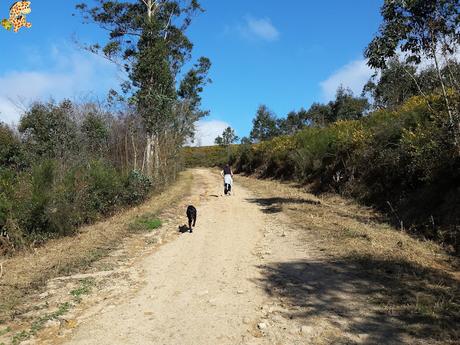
[224,174,233,185]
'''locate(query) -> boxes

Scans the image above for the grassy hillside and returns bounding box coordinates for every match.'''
[182,145,238,168]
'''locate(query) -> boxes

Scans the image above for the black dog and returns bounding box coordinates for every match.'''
[186,205,197,233]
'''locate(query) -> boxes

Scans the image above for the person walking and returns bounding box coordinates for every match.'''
[221,164,233,195]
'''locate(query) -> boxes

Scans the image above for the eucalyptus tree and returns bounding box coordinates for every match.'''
[365,0,460,152]
[215,127,239,146]
[76,0,210,178]
[250,105,280,142]
[363,59,419,110]
[330,86,369,121]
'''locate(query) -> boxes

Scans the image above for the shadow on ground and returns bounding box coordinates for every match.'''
[246,197,320,214]
[178,225,190,233]
[257,256,459,344]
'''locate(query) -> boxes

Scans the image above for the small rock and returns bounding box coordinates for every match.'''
[281,231,287,237]
[257,322,267,330]
[237,290,245,294]
[39,291,50,299]
[45,319,61,328]
[300,325,312,334]
[242,317,251,324]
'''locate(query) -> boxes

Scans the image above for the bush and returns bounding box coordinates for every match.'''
[122,170,152,205]
[0,158,156,249]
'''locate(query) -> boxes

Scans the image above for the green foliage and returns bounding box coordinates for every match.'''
[215,127,239,146]
[122,170,152,205]
[83,160,122,217]
[178,57,212,111]
[19,100,77,160]
[70,278,95,302]
[81,112,109,155]
[363,58,419,109]
[11,302,71,345]
[129,213,162,232]
[253,87,369,139]
[1,158,152,246]
[330,86,369,121]
[250,105,280,142]
[182,145,231,167]
[277,108,310,135]
[364,0,460,152]
[365,0,460,69]
[0,123,24,170]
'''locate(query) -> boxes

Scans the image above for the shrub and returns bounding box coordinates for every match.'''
[122,170,152,205]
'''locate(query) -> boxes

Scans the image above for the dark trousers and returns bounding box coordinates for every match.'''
[224,183,232,195]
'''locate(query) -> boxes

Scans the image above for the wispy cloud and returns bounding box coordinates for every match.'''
[237,16,280,42]
[320,59,373,101]
[188,120,231,147]
[0,45,120,125]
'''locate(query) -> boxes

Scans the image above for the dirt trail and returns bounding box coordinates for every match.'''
[24,168,455,345]
[62,168,269,345]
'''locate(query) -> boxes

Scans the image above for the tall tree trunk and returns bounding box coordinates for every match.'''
[431,38,460,155]
[153,133,160,179]
[131,131,138,171]
[124,130,129,174]
[145,133,154,177]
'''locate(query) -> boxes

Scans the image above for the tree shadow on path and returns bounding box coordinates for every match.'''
[246,197,320,214]
[257,256,459,344]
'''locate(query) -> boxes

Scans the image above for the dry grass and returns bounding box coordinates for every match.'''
[238,175,455,271]
[238,174,460,343]
[0,171,193,322]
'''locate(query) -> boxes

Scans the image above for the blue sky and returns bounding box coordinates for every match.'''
[0,0,383,145]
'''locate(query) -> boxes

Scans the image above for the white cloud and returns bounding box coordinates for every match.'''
[189,120,230,147]
[239,16,280,42]
[0,46,120,125]
[320,59,373,101]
